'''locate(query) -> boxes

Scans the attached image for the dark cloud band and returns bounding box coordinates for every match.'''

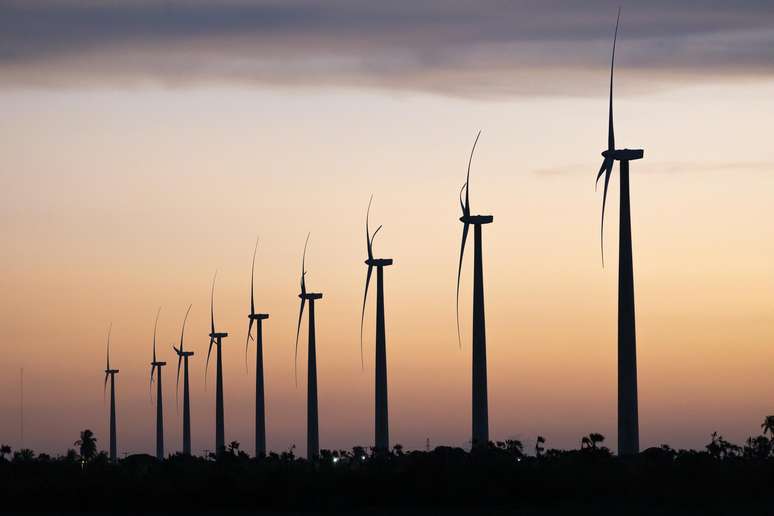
[1,0,773,96]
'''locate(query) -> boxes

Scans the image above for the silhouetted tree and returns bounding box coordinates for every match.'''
[75,429,97,461]
[505,439,524,459]
[63,449,79,463]
[707,432,742,460]
[761,416,774,436]
[744,436,772,459]
[535,436,545,457]
[581,433,605,450]
[392,443,404,456]
[13,449,35,462]
[352,446,367,460]
[0,444,11,461]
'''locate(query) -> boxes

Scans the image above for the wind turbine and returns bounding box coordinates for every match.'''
[295,234,323,460]
[103,323,119,462]
[455,130,493,449]
[246,237,270,458]
[149,307,166,460]
[206,272,229,457]
[359,196,393,454]
[595,8,644,456]
[172,304,194,455]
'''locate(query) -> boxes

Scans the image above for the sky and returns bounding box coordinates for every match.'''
[0,0,773,457]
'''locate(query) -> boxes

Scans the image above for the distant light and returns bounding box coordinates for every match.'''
[361,455,366,460]
[516,457,522,462]
[332,457,339,463]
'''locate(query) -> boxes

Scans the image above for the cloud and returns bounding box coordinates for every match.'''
[1,0,774,97]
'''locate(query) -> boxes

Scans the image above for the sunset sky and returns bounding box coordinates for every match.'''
[0,0,773,457]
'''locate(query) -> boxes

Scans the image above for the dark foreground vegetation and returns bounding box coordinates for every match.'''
[3,428,774,514]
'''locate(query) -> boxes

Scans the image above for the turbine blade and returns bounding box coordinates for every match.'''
[210,271,217,336]
[149,364,155,403]
[245,318,255,373]
[360,264,374,371]
[608,8,621,152]
[295,233,310,387]
[250,236,258,315]
[366,195,374,259]
[599,159,614,268]
[294,297,306,387]
[456,222,470,349]
[152,306,161,363]
[595,158,609,189]
[301,233,309,295]
[104,372,109,398]
[465,130,481,215]
[106,323,112,371]
[370,225,383,251]
[205,337,215,389]
[174,346,182,408]
[180,304,192,353]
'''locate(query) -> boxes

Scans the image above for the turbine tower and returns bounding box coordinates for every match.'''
[149,307,166,460]
[172,305,194,455]
[455,131,493,449]
[103,324,119,462]
[359,196,393,454]
[595,9,644,456]
[206,272,229,457]
[295,234,323,460]
[246,237,270,458]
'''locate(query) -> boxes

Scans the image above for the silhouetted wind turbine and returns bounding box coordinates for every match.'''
[103,323,119,462]
[149,307,166,460]
[595,8,644,456]
[246,237,270,458]
[172,304,194,455]
[359,196,393,454]
[295,234,323,460]
[455,130,493,449]
[206,272,229,457]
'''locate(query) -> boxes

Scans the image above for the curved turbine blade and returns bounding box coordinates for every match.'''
[149,364,156,403]
[608,8,621,152]
[294,297,306,387]
[597,158,614,268]
[180,304,192,353]
[210,271,217,337]
[455,131,481,349]
[174,345,182,408]
[177,305,191,408]
[205,336,214,389]
[250,236,258,315]
[464,130,481,215]
[245,318,254,374]
[294,233,310,387]
[360,264,373,370]
[366,195,374,260]
[246,237,259,372]
[152,306,161,363]
[106,323,112,371]
[104,323,111,401]
[456,221,470,349]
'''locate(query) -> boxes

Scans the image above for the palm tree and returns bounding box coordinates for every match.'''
[75,429,98,461]
[581,433,605,450]
[761,416,774,436]
[589,433,605,449]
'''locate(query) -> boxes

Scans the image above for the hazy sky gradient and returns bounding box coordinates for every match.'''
[0,1,772,457]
